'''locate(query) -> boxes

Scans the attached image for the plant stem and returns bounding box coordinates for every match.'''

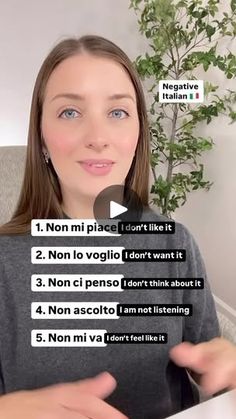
[164,103,179,214]
[151,166,157,183]
[167,105,178,181]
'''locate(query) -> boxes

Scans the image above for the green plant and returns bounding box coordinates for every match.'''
[129,0,236,218]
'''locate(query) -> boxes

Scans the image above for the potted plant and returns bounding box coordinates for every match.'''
[130,0,236,217]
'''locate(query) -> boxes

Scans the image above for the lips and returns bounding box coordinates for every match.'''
[79,159,114,166]
[79,159,114,168]
[78,159,115,176]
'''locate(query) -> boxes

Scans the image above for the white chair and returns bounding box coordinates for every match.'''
[0,145,26,225]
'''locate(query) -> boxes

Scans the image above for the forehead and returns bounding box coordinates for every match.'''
[44,53,136,100]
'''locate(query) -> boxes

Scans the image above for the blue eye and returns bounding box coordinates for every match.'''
[110,109,129,119]
[59,109,79,119]
[58,108,129,119]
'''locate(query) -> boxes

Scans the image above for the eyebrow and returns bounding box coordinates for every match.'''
[50,93,135,103]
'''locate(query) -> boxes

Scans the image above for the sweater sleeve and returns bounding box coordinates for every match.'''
[0,365,4,395]
[176,222,221,344]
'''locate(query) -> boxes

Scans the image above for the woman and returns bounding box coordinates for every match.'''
[0,35,235,419]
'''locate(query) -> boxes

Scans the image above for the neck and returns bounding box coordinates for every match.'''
[61,190,95,219]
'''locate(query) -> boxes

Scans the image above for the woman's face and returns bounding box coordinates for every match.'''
[41,53,140,202]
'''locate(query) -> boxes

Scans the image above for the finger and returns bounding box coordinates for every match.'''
[169,341,220,373]
[58,406,88,419]
[60,392,128,419]
[73,371,117,398]
[52,371,117,401]
[199,357,236,396]
[200,373,230,396]
[169,342,204,370]
[170,339,236,395]
[65,415,86,419]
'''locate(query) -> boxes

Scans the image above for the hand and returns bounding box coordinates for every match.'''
[0,371,129,419]
[169,337,236,396]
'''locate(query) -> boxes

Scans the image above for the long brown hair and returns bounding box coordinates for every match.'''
[0,35,150,235]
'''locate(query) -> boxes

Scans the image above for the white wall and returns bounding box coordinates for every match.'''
[0,0,235,311]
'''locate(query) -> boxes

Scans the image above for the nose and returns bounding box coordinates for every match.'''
[84,119,109,150]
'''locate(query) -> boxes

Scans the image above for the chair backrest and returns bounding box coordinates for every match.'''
[217,311,236,344]
[0,146,27,225]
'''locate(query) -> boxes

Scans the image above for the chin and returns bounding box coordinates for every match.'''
[79,185,110,199]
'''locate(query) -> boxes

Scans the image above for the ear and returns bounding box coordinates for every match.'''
[40,132,47,153]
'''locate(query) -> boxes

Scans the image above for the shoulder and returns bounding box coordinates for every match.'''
[0,233,31,262]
